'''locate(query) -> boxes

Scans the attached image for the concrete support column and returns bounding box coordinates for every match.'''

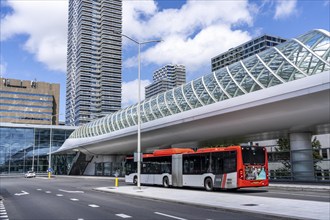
[290,132,315,181]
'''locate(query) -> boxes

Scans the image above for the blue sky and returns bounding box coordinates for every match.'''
[1,0,329,121]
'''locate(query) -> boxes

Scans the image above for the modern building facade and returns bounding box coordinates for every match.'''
[57,29,329,181]
[145,64,186,99]
[0,78,60,125]
[211,34,287,72]
[0,123,76,174]
[66,0,122,126]
[66,29,329,141]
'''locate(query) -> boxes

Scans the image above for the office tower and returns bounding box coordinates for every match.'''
[211,35,287,72]
[145,64,186,99]
[66,0,122,126]
[0,78,60,125]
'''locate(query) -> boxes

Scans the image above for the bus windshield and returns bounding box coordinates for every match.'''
[241,146,265,165]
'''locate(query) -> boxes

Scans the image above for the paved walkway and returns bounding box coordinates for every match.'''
[95,184,330,220]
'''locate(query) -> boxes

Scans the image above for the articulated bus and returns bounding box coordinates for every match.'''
[125,146,269,191]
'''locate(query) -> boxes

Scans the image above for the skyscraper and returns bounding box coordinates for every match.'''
[145,64,186,99]
[66,0,122,126]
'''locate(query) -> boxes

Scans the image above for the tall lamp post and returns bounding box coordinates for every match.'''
[115,31,162,189]
[48,113,61,179]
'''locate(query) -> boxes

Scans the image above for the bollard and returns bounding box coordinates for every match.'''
[115,177,119,187]
[48,171,51,179]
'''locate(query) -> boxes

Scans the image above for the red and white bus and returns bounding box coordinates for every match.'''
[125,146,269,190]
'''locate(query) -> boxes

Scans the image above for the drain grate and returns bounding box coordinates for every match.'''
[242,204,259,206]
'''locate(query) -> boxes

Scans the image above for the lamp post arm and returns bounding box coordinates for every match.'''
[140,39,163,45]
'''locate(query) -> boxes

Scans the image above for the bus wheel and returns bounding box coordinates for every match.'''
[204,178,213,191]
[163,176,169,188]
[133,176,137,185]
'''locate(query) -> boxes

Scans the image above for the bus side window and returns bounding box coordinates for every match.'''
[223,151,237,173]
[183,159,189,174]
[212,152,223,174]
[200,153,210,173]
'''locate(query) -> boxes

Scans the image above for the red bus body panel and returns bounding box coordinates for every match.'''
[153,148,194,156]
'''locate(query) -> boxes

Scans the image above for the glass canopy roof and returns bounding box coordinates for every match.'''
[70,29,330,139]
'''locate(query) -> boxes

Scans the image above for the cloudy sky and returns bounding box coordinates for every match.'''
[1,0,329,121]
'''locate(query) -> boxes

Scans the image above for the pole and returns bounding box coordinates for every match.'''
[23,149,26,173]
[32,129,35,172]
[113,31,162,190]
[8,145,11,174]
[48,126,52,179]
[137,43,141,189]
[48,115,54,179]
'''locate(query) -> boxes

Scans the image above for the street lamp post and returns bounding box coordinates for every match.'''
[115,31,162,189]
[48,113,61,179]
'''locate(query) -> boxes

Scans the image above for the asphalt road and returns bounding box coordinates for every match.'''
[0,176,327,220]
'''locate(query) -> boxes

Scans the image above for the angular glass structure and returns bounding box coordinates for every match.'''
[69,29,330,139]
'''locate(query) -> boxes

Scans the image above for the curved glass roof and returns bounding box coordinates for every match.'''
[70,29,330,139]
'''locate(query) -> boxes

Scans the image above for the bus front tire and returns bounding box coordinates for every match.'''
[133,176,137,185]
[204,177,213,191]
[163,176,169,188]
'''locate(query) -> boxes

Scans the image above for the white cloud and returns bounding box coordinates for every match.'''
[0,59,7,77]
[142,25,251,73]
[1,0,256,78]
[274,0,298,19]
[122,0,254,76]
[1,0,68,72]
[122,79,152,107]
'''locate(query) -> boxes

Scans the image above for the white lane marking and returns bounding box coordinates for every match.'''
[88,204,99,208]
[0,202,8,219]
[45,191,51,194]
[70,198,79,201]
[37,189,42,191]
[15,191,29,196]
[56,194,63,197]
[77,219,84,220]
[59,189,84,193]
[154,212,187,220]
[115,214,132,218]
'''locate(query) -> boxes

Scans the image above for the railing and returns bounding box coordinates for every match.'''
[269,170,330,182]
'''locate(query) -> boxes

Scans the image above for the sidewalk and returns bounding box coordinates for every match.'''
[95,184,330,220]
[269,182,330,191]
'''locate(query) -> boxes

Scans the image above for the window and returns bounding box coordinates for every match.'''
[211,152,224,174]
[183,154,201,174]
[141,156,171,174]
[223,151,237,173]
[322,149,328,159]
[125,159,136,175]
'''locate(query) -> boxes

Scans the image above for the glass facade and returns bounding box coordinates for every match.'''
[69,29,330,140]
[0,125,75,175]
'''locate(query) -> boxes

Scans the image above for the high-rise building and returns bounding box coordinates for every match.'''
[66,0,122,126]
[211,35,286,72]
[0,78,60,125]
[145,64,186,99]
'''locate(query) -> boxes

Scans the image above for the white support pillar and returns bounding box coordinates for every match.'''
[290,132,315,181]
